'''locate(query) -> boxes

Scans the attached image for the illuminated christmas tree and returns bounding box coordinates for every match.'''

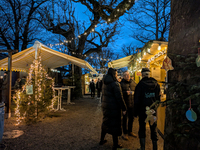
[14,56,55,125]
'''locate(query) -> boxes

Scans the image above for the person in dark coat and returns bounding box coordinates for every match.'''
[99,68,127,150]
[13,78,21,90]
[96,78,102,99]
[1,71,8,103]
[20,76,26,87]
[89,79,95,98]
[134,68,160,150]
[120,71,137,140]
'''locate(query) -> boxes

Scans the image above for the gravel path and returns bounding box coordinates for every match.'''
[1,96,163,150]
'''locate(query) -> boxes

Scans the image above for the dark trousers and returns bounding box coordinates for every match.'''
[100,130,119,146]
[138,113,157,141]
[91,90,95,97]
[97,89,101,98]
[123,108,134,134]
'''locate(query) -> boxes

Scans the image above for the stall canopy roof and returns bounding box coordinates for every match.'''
[108,55,133,69]
[0,41,98,74]
[108,41,168,69]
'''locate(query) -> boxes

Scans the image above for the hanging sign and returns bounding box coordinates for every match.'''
[26,85,33,95]
[196,48,200,67]
[186,99,197,122]
[161,56,174,71]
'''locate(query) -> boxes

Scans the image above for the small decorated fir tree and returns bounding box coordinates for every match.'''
[14,56,55,124]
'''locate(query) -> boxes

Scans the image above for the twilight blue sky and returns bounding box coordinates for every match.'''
[73,2,143,58]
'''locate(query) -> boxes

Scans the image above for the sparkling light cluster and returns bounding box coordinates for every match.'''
[147,49,167,68]
[47,0,134,53]
[14,56,55,125]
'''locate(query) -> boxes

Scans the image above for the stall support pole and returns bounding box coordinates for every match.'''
[72,64,74,85]
[6,52,12,118]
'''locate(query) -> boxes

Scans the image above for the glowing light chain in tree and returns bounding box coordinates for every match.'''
[14,56,55,125]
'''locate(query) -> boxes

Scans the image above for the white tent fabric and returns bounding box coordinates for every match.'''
[0,41,98,74]
[108,55,133,69]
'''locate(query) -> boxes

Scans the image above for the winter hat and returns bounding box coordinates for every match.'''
[107,68,117,81]
[141,68,150,73]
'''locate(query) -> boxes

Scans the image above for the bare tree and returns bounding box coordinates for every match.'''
[86,48,120,74]
[0,0,49,51]
[126,0,171,43]
[121,43,137,56]
[37,0,135,97]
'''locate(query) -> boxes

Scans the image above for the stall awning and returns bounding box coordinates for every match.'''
[141,41,168,62]
[108,41,168,69]
[108,55,133,69]
[0,41,98,74]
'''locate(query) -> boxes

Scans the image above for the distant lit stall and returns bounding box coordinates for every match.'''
[108,40,169,137]
[130,40,168,138]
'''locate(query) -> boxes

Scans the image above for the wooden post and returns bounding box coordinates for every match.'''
[0,49,17,118]
[6,52,12,118]
[72,64,74,85]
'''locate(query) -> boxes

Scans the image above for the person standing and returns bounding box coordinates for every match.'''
[134,68,160,150]
[13,78,21,90]
[1,72,8,104]
[96,78,102,99]
[89,79,95,98]
[99,68,127,150]
[120,71,137,140]
[20,76,26,87]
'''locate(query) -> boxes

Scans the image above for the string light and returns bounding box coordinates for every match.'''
[14,56,55,125]
[158,44,161,50]
[147,49,167,67]
[47,4,133,50]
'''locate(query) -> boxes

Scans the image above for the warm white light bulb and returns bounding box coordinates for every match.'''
[158,45,161,50]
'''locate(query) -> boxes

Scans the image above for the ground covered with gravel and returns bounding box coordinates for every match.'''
[1,96,163,150]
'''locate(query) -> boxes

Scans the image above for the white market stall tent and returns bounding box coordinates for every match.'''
[0,41,98,74]
[108,55,133,69]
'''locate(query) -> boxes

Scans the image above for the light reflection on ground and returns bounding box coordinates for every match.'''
[3,130,24,139]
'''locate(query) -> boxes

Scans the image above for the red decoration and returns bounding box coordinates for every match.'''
[161,56,174,71]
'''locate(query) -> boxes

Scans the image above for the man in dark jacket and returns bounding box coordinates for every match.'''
[99,68,127,150]
[134,68,160,150]
[89,79,95,98]
[96,78,102,99]
[120,71,137,140]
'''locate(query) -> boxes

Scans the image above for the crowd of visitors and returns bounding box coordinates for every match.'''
[1,68,160,150]
[99,68,160,150]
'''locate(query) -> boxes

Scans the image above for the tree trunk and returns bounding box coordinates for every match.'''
[164,0,200,149]
[73,65,83,99]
